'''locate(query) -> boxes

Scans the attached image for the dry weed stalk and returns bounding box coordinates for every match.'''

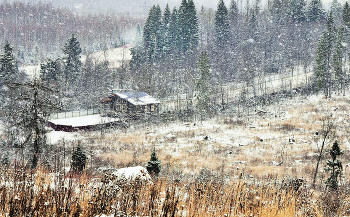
[0,166,347,216]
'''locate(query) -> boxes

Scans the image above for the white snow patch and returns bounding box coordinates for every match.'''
[19,65,41,79]
[111,166,152,183]
[48,114,119,127]
[46,131,83,144]
[307,94,323,104]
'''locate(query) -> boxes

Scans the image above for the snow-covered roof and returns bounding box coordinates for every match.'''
[115,92,160,106]
[48,114,119,127]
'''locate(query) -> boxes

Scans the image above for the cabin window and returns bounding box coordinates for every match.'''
[151,105,155,112]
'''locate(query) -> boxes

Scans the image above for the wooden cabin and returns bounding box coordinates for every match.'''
[101,92,161,114]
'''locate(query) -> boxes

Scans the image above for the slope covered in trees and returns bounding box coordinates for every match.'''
[0,1,142,65]
[129,0,333,100]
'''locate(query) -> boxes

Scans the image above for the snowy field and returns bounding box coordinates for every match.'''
[44,89,350,186]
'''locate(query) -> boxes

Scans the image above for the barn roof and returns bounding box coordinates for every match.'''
[101,92,160,106]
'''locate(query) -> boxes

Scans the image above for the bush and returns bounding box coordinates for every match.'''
[71,145,87,173]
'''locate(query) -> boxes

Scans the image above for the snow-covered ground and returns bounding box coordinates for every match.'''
[46,130,84,144]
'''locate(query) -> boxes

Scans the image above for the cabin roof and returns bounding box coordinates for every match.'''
[101,92,160,106]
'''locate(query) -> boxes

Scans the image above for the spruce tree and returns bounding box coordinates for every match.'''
[325,140,343,190]
[195,51,213,119]
[146,148,161,176]
[248,11,258,40]
[287,0,306,23]
[19,79,58,168]
[187,0,199,53]
[270,0,282,22]
[0,42,27,150]
[333,26,344,93]
[315,13,335,97]
[215,0,230,49]
[40,58,61,87]
[162,4,171,57]
[315,32,329,93]
[178,0,189,53]
[63,34,82,85]
[0,42,18,85]
[228,0,239,26]
[71,145,87,173]
[169,7,179,55]
[331,0,342,20]
[343,2,350,28]
[307,0,325,22]
[143,5,162,62]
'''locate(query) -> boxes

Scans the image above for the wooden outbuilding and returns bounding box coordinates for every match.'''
[101,92,161,114]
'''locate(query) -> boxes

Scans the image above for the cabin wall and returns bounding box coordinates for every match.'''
[103,95,160,114]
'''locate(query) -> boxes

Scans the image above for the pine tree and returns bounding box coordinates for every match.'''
[343,2,350,28]
[269,0,282,23]
[287,0,306,23]
[333,26,345,93]
[143,5,162,62]
[228,0,239,26]
[0,42,18,85]
[146,148,161,175]
[162,4,171,57]
[214,0,230,49]
[178,0,188,53]
[307,0,325,22]
[315,13,335,97]
[71,145,87,173]
[331,0,342,20]
[19,79,58,168]
[40,58,61,87]
[63,34,82,85]
[195,51,213,119]
[187,0,199,53]
[325,140,343,190]
[248,11,258,40]
[315,32,329,93]
[0,42,27,149]
[169,7,179,55]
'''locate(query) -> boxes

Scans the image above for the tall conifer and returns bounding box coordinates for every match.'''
[215,0,230,49]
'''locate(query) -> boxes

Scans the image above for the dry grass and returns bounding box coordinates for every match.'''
[5,92,350,215]
[1,166,349,216]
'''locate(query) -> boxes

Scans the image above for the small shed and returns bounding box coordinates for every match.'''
[101,92,161,114]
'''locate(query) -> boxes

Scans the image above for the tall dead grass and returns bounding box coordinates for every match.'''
[0,166,349,216]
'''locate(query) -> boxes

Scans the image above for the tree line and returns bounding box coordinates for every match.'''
[315,4,350,98]
[0,1,141,65]
[129,0,350,100]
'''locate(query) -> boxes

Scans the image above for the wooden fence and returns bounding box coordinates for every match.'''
[160,66,313,112]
